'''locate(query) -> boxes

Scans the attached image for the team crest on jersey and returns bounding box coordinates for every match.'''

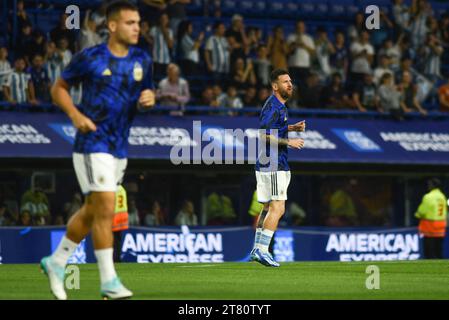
[102,68,112,76]
[133,62,143,81]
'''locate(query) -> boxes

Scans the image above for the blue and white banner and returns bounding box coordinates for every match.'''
[1,226,448,264]
[1,111,449,164]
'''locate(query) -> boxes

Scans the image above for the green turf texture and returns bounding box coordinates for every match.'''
[0,260,448,300]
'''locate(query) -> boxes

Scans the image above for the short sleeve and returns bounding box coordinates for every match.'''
[205,37,213,51]
[61,50,90,86]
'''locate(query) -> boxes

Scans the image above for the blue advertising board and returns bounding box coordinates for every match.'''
[1,226,448,264]
[1,112,449,165]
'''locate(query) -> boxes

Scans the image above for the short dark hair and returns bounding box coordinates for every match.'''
[270,69,289,83]
[428,178,442,190]
[106,0,138,21]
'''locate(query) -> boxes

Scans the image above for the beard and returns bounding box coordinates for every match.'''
[279,87,292,100]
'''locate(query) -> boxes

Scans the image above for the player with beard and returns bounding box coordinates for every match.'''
[250,69,306,267]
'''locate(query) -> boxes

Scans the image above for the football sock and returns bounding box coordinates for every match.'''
[253,228,262,250]
[260,229,274,253]
[95,248,117,285]
[51,235,78,268]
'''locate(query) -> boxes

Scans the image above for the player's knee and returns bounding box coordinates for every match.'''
[270,201,285,217]
[87,193,115,220]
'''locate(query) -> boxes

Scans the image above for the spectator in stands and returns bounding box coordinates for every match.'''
[373,54,394,85]
[57,37,72,68]
[253,44,271,88]
[128,198,140,226]
[205,22,230,85]
[15,23,34,63]
[175,200,198,226]
[315,26,335,81]
[350,30,375,85]
[144,200,165,226]
[439,13,449,46]
[137,21,152,54]
[321,72,353,110]
[257,87,271,105]
[287,20,315,89]
[217,85,243,115]
[53,215,65,226]
[3,57,37,105]
[370,10,394,48]
[10,0,32,34]
[395,57,414,84]
[378,38,402,70]
[438,77,449,112]
[347,12,366,43]
[378,73,404,119]
[20,184,50,225]
[201,85,219,107]
[28,30,47,63]
[178,20,204,76]
[409,0,433,49]
[399,70,427,115]
[157,63,190,116]
[352,72,379,112]
[167,0,191,39]
[267,25,289,70]
[393,0,411,33]
[150,13,174,76]
[29,54,51,103]
[419,33,444,81]
[330,31,349,83]
[0,202,7,226]
[226,14,249,70]
[79,9,102,50]
[19,210,32,226]
[242,86,258,107]
[0,47,12,101]
[297,72,322,109]
[247,27,264,58]
[231,58,256,90]
[45,41,64,85]
[63,192,83,221]
[50,13,78,52]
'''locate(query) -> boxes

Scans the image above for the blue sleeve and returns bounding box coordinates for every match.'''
[260,104,280,134]
[61,50,90,86]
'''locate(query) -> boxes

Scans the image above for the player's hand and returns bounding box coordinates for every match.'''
[288,138,305,149]
[72,112,97,133]
[139,89,155,109]
[290,120,306,132]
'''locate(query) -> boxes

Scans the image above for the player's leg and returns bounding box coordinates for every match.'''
[251,172,271,259]
[250,202,269,260]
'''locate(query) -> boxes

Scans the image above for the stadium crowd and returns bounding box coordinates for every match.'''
[0,0,448,116]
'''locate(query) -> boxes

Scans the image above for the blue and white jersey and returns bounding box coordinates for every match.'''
[46,55,64,84]
[205,35,230,73]
[4,71,30,103]
[255,94,289,172]
[61,43,154,158]
[150,26,172,64]
[0,60,12,92]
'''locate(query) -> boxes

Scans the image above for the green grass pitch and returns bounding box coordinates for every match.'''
[0,260,448,300]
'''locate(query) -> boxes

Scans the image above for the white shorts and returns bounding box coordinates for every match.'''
[73,153,127,195]
[255,171,291,202]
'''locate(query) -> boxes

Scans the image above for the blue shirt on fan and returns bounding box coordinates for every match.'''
[61,43,154,159]
[255,94,289,172]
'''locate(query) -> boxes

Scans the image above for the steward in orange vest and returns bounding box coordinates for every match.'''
[415,178,447,259]
[112,185,129,262]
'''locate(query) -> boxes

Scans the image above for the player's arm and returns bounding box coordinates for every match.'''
[288,120,306,132]
[138,59,156,109]
[51,78,96,133]
[262,133,304,149]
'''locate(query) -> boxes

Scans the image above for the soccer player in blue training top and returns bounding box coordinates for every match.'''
[251,69,305,267]
[40,1,155,300]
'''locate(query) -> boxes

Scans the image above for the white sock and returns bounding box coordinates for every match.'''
[259,229,274,253]
[94,248,117,285]
[253,228,262,250]
[51,235,78,268]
